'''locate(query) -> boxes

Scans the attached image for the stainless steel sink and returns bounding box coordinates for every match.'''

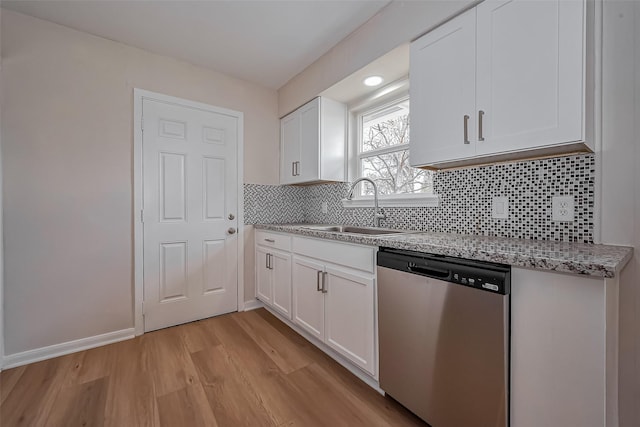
[301,225,406,235]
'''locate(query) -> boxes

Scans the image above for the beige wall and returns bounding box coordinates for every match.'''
[600,2,640,425]
[278,0,474,116]
[1,9,278,355]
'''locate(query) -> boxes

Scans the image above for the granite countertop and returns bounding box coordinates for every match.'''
[255,223,633,278]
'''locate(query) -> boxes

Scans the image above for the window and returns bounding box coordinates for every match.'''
[355,96,433,197]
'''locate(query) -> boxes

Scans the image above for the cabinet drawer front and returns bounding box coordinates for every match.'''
[256,230,291,251]
[292,236,375,273]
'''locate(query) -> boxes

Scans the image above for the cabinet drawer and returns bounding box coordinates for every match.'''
[292,236,375,273]
[256,230,291,252]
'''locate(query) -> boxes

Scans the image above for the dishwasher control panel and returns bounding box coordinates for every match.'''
[378,247,511,295]
[452,272,502,292]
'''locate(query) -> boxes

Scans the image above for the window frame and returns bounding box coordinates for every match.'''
[344,80,439,208]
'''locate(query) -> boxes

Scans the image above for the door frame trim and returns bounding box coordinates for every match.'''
[133,88,245,336]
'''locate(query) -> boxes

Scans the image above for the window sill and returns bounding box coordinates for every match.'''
[341,194,440,208]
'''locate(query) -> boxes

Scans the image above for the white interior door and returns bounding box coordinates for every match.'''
[142,98,238,332]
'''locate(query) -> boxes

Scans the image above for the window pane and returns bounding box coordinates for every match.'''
[361,99,409,153]
[360,150,433,195]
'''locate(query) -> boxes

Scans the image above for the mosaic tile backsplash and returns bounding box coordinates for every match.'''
[244,154,595,243]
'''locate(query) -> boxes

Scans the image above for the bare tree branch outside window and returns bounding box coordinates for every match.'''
[359,99,433,196]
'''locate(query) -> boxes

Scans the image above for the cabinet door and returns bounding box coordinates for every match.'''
[280,112,300,184]
[271,250,292,319]
[255,246,272,304]
[324,266,376,376]
[410,8,477,167]
[476,0,584,155]
[292,256,325,341]
[298,98,320,183]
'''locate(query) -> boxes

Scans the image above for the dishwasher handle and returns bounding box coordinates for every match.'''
[407,263,450,279]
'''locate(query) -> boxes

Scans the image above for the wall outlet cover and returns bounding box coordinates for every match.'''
[321,201,328,214]
[552,196,575,222]
[492,197,509,219]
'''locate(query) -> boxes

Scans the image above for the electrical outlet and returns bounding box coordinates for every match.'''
[321,201,328,214]
[492,197,509,219]
[552,196,575,222]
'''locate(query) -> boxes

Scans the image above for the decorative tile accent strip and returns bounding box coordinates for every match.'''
[244,154,595,243]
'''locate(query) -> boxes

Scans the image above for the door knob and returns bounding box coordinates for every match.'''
[227,227,236,234]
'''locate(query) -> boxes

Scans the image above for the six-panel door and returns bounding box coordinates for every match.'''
[142,98,238,332]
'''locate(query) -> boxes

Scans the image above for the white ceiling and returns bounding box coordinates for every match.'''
[1,0,391,89]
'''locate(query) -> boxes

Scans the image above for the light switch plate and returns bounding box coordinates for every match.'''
[552,196,575,221]
[492,197,509,219]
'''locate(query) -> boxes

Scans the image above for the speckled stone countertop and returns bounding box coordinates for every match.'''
[255,224,633,278]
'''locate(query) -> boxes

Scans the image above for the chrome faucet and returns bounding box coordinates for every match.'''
[346,177,386,227]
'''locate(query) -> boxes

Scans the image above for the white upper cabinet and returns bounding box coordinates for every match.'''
[280,113,300,185]
[280,97,346,184]
[410,0,593,169]
[410,8,477,165]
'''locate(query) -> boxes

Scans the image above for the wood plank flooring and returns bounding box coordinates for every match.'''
[0,308,426,426]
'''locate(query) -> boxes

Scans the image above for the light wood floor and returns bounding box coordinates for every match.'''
[0,308,426,426]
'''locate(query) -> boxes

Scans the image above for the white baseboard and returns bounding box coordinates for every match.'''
[243,298,264,311]
[2,328,135,370]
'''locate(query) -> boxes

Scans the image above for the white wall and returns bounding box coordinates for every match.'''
[0,5,4,365]
[0,9,279,356]
[283,0,640,424]
[278,0,474,117]
[600,2,640,425]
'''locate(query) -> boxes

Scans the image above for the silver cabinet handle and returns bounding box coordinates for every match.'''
[264,238,275,243]
[269,253,273,270]
[322,272,328,293]
[291,162,295,177]
[478,110,485,141]
[463,115,470,144]
[227,227,236,234]
[317,270,323,292]
[265,253,269,269]
[294,161,300,176]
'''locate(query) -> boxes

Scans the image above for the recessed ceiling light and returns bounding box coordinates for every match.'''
[363,76,384,87]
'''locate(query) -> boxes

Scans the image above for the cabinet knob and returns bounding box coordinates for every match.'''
[227,227,236,235]
[228,213,235,220]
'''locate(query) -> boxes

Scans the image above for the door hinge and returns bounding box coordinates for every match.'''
[140,209,144,223]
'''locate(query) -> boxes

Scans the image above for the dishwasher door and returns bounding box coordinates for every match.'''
[378,265,509,427]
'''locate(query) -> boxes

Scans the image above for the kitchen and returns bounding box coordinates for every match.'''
[0,1,639,426]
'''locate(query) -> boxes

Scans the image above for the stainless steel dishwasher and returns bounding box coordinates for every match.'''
[377,247,510,427]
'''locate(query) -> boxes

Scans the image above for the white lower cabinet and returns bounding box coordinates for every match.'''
[257,231,378,379]
[255,231,292,319]
[292,256,326,341]
[510,267,619,427]
[256,245,273,304]
[323,266,375,376]
[291,236,377,377]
